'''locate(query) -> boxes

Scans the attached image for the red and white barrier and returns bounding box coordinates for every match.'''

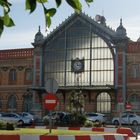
[44,126,135,137]
[45,126,117,132]
[117,127,135,137]
[0,134,129,140]
[40,135,129,140]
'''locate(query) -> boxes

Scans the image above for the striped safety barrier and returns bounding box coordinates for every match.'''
[0,134,129,140]
[44,126,135,137]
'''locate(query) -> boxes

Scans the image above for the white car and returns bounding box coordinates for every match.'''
[85,112,107,123]
[0,113,33,125]
[19,112,34,120]
[43,111,68,120]
[112,113,140,125]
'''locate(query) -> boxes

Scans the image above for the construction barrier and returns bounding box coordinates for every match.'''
[0,134,128,140]
[45,126,135,137]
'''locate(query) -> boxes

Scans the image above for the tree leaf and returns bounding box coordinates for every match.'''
[45,8,56,17]
[45,16,51,28]
[85,0,93,6]
[66,0,82,12]
[43,7,52,28]
[0,17,4,36]
[0,0,12,7]
[26,0,36,13]
[55,0,61,7]
[37,0,48,3]
[3,14,15,27]
[0,0,12,14]
[85,0,93,3]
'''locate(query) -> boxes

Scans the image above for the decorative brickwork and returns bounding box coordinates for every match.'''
[0,48,33,112]
[0,48,33,59]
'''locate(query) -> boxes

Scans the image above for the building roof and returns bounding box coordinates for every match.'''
[0,48,33,59]
[43,12,120,46]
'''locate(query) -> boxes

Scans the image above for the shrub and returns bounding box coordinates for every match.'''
[43,117,49,125]
[69,113,86,126]
[92,121,102,127]
[0,120,15,130]
[0,120,7,130]
[77,114,86,125]
[84,120,93,127]
[6,123,15,130]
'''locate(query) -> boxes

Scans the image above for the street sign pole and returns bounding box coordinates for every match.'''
[44,93,58,133]
[45,78,59,133]
[49,110,52,133]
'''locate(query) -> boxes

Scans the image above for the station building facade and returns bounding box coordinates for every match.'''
[0,13,140,118]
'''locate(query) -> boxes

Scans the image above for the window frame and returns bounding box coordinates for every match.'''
[96,92,111,113]
[9,69,17,84]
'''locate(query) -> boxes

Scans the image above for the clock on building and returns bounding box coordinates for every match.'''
[71,58,84,73]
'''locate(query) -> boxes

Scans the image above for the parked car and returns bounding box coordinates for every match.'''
[112,113,140,125]
[43,111,71,125]
[18,112,34,120]
[0,113,33,126]
[85,112,107,123]
[44,111,68,119]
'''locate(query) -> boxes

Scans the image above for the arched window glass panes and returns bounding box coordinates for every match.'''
[91,37,113,85]
[129,94,140,110]
[9,69,16,81]
[8,95,17,111]
[44,27,114,87]
[97,92,111,113]
[130,64,140,78]
[25,68,32,81]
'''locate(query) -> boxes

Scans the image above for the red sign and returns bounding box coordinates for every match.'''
[118,97,123,103]
[125,103,132,110]
[44,93,57,110]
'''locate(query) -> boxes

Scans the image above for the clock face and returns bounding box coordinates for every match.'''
[73,61,83,71]
[71,58,84,73]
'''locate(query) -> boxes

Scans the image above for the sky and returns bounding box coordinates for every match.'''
[1,0,140,50]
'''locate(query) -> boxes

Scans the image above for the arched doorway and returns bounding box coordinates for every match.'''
[96,92,111,113]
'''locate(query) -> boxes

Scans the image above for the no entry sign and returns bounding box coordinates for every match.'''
[44,93,57,110]
[125,103,132,111]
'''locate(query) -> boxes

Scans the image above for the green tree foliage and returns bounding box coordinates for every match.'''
[68,90,85,114]
[0,0,93,36]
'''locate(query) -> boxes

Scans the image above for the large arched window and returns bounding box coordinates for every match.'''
[97,92,111,113]
[44,19,114,87]
[9,69,16,82]
[129,94,140,110]
[25,68,32,81]
[8,95,17,111]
